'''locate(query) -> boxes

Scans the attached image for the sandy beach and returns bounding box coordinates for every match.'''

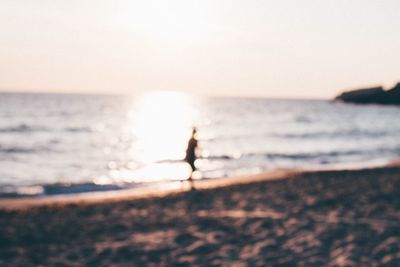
[1,166,400,266]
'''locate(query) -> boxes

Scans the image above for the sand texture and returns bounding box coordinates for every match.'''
[1,167,400,266]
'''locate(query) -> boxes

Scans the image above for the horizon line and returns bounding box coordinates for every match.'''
[0,89,329,101]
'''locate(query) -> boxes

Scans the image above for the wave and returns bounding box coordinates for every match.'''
[43,183,123,195]
[263,151,361,160]
[0,183,126,198]
[203,152,355,161]
[202,129,392,143]
[204,148,400,162]
[203,155,236,160]
[0,145,52,154]
[63,126,93,133]
[0,146,36,154]
[0,124,94,134]
[0,124,49,133]
[276,130,391,139]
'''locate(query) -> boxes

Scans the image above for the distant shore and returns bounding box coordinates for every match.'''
[1,164,400,265]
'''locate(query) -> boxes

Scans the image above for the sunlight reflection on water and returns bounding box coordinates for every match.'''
[103,91,199,183]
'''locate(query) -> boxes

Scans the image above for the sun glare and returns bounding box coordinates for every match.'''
[121,91,198,181]
[130,91,197,164]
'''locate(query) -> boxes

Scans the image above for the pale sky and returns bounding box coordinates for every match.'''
[1,0,399,98]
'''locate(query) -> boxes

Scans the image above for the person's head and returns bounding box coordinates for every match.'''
[192,127,197,137]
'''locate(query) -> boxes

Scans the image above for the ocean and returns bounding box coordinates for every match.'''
[1,92,399,197]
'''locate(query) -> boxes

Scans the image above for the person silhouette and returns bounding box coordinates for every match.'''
[185,127,198,190]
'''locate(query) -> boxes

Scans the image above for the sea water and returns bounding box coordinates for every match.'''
[1,92,399,197]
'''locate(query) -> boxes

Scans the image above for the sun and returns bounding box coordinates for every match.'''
[123,1,213,41]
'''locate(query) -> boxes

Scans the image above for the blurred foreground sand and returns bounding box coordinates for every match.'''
[1,166,400,266]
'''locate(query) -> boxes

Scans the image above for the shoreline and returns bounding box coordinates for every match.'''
[1,159,399,210]
[0,170,295,210]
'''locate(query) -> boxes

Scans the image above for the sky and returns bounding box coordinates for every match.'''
[1,0,399,98]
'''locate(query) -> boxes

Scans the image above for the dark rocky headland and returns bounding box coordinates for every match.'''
[336,83,400,105]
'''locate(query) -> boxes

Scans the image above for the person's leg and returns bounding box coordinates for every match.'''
[189,163,196,190]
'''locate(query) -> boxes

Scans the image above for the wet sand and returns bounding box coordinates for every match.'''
[1,166,400,266]
[0,170,293,210]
